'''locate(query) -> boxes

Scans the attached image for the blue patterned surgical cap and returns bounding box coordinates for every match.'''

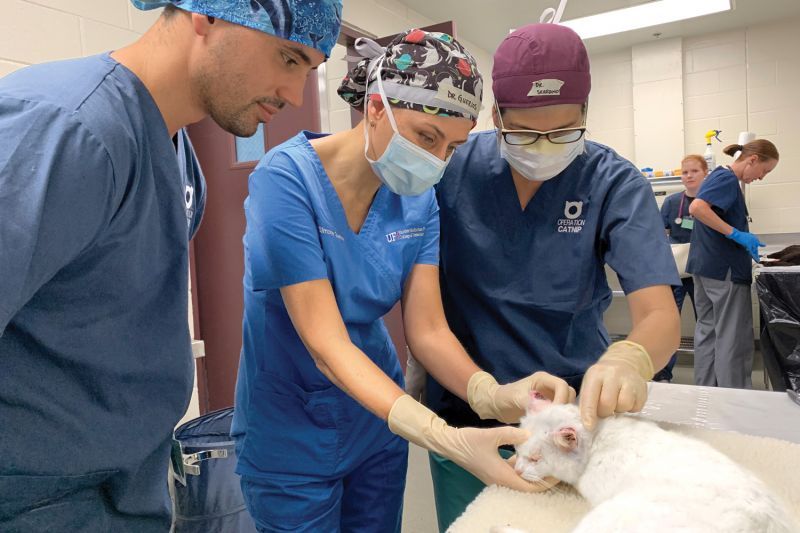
[131,0,343,58]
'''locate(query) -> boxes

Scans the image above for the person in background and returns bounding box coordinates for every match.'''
[653,154,708,382]
[424,23,681,530]
[687,139,779,389]
[231,30,574,533]
[0,1,341,530]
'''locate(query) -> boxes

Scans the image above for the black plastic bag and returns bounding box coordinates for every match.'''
[756,271,800,396]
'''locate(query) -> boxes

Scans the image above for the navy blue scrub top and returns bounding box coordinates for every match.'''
[686,166,752,284]
[661,192,695,244]
[0,54,205,521]
[428,131,679,428]
[232,132,439,480]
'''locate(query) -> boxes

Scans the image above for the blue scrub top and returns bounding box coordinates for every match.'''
[232,132,439,479]
[0,54,205,524]
[427,131,679,427]
[661,191,695,244]
[686,166,751,284]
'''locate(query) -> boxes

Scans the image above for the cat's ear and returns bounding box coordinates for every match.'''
[528,390,551,413]
[554,427,578,451]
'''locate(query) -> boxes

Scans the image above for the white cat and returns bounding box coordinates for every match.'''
[502,393,797,533]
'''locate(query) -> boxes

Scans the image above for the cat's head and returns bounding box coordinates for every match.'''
[514,392,593,485]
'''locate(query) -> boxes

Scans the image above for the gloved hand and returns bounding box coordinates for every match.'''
[468,371,576,424]
[579,341,654,431]
[388,395,555,492]
[726,228,765,262]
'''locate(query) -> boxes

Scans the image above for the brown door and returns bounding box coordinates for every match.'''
[188,74,320,411]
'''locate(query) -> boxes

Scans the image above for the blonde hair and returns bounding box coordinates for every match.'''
[722,139,779,162]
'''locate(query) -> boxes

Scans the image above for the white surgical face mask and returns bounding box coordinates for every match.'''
[364,61,449,196]
[499,135,585,182]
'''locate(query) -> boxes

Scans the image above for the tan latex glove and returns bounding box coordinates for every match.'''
[468,371,577,424]
[579,341,654,430]
[388,395,552,493]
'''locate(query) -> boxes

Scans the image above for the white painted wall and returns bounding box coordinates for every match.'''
[587,17,800,234]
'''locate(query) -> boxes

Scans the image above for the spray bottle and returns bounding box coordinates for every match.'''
[703,129,722,169]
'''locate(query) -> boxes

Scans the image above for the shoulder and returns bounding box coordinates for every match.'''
[576,141,650,198]
[446,130,500,174]
[250,132,323,197]
[662,192,680,207]
[0,55,116,113]
[440,130,503,197]
[580,141,642,181]
[1,55,147,178]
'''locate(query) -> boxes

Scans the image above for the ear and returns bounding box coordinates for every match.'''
[366,97,385,123]
[491,103,500,129]
[191,12,215,37]
[553,427,578,452]
[527,390,551,414]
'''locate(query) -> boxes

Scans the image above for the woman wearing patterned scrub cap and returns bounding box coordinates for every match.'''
[424,21,682,530]
[232,28,575,531]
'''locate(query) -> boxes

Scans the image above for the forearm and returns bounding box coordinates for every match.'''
[626,304,680,373]
[690,201,732,236]
[306,335,405,420]
[406,326,480,403]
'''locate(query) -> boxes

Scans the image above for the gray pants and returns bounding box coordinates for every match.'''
[693,274,754,388]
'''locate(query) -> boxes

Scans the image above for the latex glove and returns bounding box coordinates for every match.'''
[388,395,554,492]
[579,341,654,431]
[468,371,576,424]
[727,228,765,262]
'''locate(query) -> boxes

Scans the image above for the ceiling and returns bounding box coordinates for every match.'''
[398,0,800,55]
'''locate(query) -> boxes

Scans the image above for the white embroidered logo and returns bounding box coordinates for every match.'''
[527,79,565,97]
[385,227,425,243]
[557,201,585,234]
[184,184,195,228]
[318,226,344,241]
[564,201,583,220]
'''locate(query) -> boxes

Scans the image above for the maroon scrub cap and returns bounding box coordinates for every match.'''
[492,23,590,109]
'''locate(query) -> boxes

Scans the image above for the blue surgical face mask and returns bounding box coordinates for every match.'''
[364,62,449,196]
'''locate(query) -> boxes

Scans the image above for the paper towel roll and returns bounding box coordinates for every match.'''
[734,131,756,159]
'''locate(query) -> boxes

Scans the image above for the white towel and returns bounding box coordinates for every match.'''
[449,423,800,532]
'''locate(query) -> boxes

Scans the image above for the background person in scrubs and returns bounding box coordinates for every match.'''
[232,30,574,533]
[653,154,708,382]
[425,23,681,530]
[0,1,340,530]
[687,140,780,389]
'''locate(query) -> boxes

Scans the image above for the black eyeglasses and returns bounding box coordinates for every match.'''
[500,127,587,146]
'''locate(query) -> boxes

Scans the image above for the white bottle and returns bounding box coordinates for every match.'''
[703,143,715,169]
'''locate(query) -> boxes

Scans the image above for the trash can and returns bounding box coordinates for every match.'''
[755,270,800,400]
[172,408,256,532]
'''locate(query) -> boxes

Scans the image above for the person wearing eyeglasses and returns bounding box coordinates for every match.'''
[422,23,681,530]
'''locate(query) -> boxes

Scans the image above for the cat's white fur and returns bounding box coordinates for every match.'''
[498,395,797,533]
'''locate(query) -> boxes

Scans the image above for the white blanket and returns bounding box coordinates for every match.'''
[449,424,800,532]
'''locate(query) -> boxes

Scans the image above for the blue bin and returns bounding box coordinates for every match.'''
[173,408,256,532]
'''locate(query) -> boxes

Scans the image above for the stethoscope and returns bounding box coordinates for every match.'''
[674,193,691,225]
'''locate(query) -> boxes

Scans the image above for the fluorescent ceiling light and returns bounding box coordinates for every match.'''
[560,0,732,40]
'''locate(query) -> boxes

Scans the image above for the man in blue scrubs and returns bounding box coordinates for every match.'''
[425,23,681,530]
[0,1,340,530]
